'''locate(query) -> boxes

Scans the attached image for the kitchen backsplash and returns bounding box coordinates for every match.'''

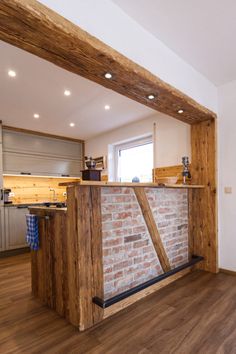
[3,175,80,204]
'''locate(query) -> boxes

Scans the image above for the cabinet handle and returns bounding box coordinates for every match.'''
[20,172,31,175]
[61,174,70,177]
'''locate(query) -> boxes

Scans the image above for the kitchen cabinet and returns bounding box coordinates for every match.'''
[0,207,5,251]
[5,206,28,250]
[2,129,84,177]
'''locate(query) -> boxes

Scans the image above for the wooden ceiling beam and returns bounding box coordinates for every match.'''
[0,0,216,124]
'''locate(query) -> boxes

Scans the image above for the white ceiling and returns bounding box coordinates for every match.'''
[112,0,236,86]
[0,41,154,140]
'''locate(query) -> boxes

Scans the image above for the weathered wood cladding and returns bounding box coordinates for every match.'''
[189,120,218,273]
[30,187,104,331]
[0,0,216,124]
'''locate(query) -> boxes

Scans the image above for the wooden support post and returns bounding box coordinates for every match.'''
[134,187,171,272]
[73,186,104,330]
[189,119,218,273]
[90,187,104,324]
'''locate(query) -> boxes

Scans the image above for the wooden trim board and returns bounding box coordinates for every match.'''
[0,0,216,124]
[104,268,191,318]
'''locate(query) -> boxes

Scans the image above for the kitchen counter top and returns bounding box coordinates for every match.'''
[59,180,205,189]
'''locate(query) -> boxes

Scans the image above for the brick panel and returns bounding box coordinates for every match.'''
[101,187,188,299]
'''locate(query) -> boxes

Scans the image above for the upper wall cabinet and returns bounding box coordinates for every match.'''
[2,129,84,177]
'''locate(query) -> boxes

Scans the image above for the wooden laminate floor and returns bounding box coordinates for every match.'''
[1,254,236,354]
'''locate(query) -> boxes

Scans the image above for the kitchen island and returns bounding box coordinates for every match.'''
[29,181,205,331]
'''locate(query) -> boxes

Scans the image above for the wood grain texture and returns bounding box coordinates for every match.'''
[189,119,218,273]
[66,186,80,326]
[90,187,104,324]
[59,180,204,188]
[153,164,192,184]
[30,209,69,316]
[75,186,94,330]
[0,0,216,124]
[2,255,236,353]
[4,175,80,204]
[30,186,104,331]
[134,187,171,272]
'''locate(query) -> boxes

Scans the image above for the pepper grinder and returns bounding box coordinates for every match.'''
[182,156,191,184]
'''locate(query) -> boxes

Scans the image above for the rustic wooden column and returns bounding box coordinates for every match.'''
[67,185,104,331]
[189,119,218,273]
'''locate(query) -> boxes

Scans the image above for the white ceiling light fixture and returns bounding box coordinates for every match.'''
[8,69,16,78]
[64,89,71,96]
[178,109,184,114]
[70,122,75,127]
[104,105,110,110]
[104,72,112,79]
[147,94,155,100]
[33,113,40,119]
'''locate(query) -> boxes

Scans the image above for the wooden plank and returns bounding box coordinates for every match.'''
[90,187,104,323]
[0,0,216,124]
[75,186,94,331]
[153,164,192,184]
[104,268,191,318]
[66,187,80,326]
[3,175,80,204]
[134,187,171,272]
[59,180,205,188]
[189,120,218,273]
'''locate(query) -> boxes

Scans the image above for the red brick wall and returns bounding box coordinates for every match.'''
[101,187,188,299]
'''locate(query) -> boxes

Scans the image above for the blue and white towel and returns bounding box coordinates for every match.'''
[26,214,39,251]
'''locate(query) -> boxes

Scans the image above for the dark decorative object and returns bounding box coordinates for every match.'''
[182,156,191,184]
[81,169,101,181]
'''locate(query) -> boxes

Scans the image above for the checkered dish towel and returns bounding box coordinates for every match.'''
[26,214,39,250]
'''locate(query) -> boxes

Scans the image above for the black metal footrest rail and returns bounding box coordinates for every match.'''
[93,255,204,309]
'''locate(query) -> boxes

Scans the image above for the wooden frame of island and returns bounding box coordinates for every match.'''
[29,181,213,331]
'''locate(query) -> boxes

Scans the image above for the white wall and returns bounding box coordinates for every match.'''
[85,112,190,176]
[218,80,236,271]
[39,0,217,113]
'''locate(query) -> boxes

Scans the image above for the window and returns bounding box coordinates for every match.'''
[115,136,153,182]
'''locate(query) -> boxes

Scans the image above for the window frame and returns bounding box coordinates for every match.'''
[114,135,153,182]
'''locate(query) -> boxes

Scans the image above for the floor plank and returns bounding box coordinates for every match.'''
[0,254,236,353]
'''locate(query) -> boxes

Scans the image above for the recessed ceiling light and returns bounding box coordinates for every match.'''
[64,90,71,96]
[104,72,112,79]
[147,94,155,100]
[8,70,16,78]
[178,109,184,114]
[104,105,110,110]
[33,113,40,119]
[70,122,75,127]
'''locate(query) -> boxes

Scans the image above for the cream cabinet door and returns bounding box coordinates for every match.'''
[0,207,5,251]
[5,206,28,250]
